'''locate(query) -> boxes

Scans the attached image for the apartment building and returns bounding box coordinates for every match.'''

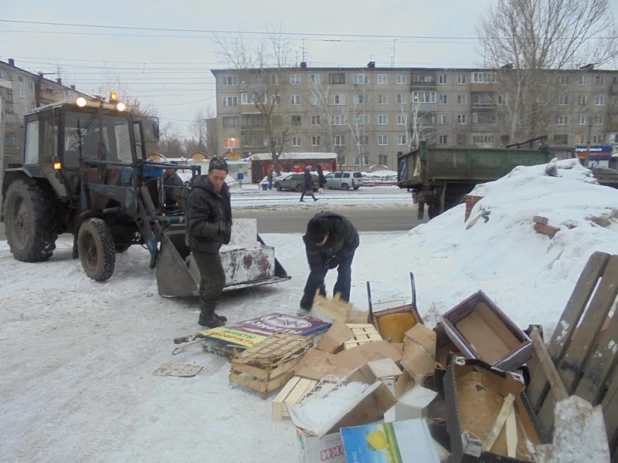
[211,64,618,172]
[0,59,86,167]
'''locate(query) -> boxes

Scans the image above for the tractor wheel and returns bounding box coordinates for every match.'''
[4,179,58,262]
[78,218,116,282]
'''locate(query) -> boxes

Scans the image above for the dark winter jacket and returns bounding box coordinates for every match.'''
[301,212,359,307]
[186,175,232,253]
[303,171,314,191]
[267,171,273,182]
[317,169,326,187]
[163,172,184,206]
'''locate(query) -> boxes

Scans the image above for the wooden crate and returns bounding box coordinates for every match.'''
[343,324,383,350]
[272,376,339,420]
[230,333,313,399]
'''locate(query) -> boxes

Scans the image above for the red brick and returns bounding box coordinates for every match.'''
[533,223,560,239]
[464,195,484,222]
[532,216,549,225]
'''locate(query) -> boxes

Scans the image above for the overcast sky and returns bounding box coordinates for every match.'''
[2,0,517,136]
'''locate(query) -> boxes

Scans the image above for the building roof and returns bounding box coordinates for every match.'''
[249,152,337,161]
[0,60,88,96]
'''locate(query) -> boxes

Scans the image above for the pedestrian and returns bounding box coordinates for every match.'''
[299,166,318,202]
[267,167,274,190]
[298,212,359,316]
[316,164,326,194]
[185,156,232,327]
[163,161,185,208]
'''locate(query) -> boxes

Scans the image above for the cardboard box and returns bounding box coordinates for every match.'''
[289,365,399,439]
[297,429,346,463]
[317,321,355,354]
[340,419,441,462]
[383,385,438,423]
[401,324,436,377]
[444,358,545,462]
[365,358,402,394]
[441,291,532,371]
[433,323,461,395]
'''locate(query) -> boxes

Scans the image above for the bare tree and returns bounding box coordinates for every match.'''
[346,78,373,170]
[214,28,293,173]
[189,107,216,154]
[476,0,618,143]
[406,93,437,150]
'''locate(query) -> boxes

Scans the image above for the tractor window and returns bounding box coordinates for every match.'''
[24,120,39,165]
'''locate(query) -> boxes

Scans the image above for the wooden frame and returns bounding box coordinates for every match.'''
[272,376,338,420]
[343,324,383,350]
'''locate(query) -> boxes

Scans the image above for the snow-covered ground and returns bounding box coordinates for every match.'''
[2,158,618,462]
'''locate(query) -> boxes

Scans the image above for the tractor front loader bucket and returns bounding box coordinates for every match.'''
[155,218,291,298]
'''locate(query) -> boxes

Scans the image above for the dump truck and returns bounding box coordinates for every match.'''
[396,141,578,219]
[1,94,290,296]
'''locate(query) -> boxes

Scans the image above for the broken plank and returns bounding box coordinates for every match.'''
[530,328,568,402]
[559,255,618,394]
[505,406,518,458]
[602,370,618,450]
[527,252,609,412]
[483,393,515,452]
[272,377,302,420]
[575,312,618,405]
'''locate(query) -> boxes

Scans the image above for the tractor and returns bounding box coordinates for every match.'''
[1,94,289,296]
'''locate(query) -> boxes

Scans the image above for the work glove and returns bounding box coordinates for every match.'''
[218,221,232,245]
[325,256,340,270]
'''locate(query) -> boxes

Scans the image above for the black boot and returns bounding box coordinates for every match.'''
[198,303,226,328]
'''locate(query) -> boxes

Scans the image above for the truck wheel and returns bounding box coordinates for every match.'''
[428,204,439,219]
[4,179,57,262]
[78,218,116,282]
[341,183,349,190]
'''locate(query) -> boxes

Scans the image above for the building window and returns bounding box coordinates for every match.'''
[472,134,494,144]
[593,135,603,143]
[310,73,320,84]
[292,136,302,146]
[438,74,448,84]
[222,116,239,127]
[353,73,368,84]
[329,73,345,84]
[333,135,346,146]
[439,114,449,124]
[595,76,605,86]
[397,74,407,84]
[271,74,280,85]
[354,135,369,146]
[18,87,24,99]
[457,75,467,85]
[352,114,370,125]
[557,95,569,105]
[330,94,345,105]
[223,137,239,148]
[309,94,318,105]
[243,114,263,127]
[291,115,302,126]
[290,74,301,84]
[5,133,17,147]
[439,94,448,105]
[5,111,15,125]
[412,91,436,103]
[221,75,238,86]
[271,95,281,105]
[377,74,388,84]
[497,94,505,105]
[330,114,346,125]
[472,72,497,83]
[558,75,569,85]
[457,114,467,124]
[397,134,407,145]
[28,81,35,92]
[311,115,320,125]
[354,155,370,166]
[457,94,467,105]
[596,96,605,106]
[578,115,586,125]
[378,94,388,104]
[222,96,238,106]
[554,134,568,144]
[579,75,588,85]
[353,94,369,104]
[575,135,584,144]
[397,114,407,125]
[396,94,407,104]
[291,95,301,105]
[555,115,569,125]
[593,115,604,125]
[312,136,321,146]
[378,114,388,125]
[578,96,587,106]
[378,154,388,164]
[378,135,388,145]
[438,135,448,145]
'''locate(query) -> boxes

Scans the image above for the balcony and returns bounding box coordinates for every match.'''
[471,92,498,108]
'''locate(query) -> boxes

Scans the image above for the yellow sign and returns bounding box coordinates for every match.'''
[201,327,267,348]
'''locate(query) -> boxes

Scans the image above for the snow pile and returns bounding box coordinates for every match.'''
[363,170,398,186]
[363,170,397,178]
[355,159,618,334]
[289,382,369,434]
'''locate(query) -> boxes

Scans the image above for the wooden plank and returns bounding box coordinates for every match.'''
[530,328,568,402]
[483,393,515,452]
[230,371,267,394]
[287,378,316,404]
[272,376,301,420]
[559,255,618,394]
[527,252,609,412]
[602,370,618,449]
[505,406,518,458]
[265,370,295,395]
[575,312,618,405]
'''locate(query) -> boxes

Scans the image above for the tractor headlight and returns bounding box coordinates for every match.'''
[76,97,87,107]
[116,102,126,112]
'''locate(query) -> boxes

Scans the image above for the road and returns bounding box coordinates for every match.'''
[233,206,426,233]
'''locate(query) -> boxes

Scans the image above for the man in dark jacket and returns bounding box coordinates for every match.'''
[267,167,274,190]
[300,166,318,202]
[299,212,359,315]
[186,157,232,327]
[163,162,185,208]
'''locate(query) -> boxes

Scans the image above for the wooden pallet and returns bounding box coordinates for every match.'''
[343,324,383,350]
[272,375,339,420]
[525,251,618,459]
[230,333,313,399]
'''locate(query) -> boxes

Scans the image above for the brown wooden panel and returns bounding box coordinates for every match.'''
[602,371,618,450]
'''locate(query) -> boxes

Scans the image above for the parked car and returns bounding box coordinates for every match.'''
[274,173,319,192]
[324,171,364,190]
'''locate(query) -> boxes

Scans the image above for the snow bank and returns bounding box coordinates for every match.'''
[356,159,618,334]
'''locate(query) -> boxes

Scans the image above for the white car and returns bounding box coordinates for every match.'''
[324,171,364,190]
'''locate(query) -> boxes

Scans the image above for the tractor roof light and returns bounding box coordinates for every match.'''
[76,97,87,107]
[53,156,62,170]
[116,102,126,112]
[110,92,118,101]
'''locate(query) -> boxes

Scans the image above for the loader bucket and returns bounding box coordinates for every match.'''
[156,232,199,298]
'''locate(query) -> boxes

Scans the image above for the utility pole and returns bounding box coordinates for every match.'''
[585,122,592,166]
